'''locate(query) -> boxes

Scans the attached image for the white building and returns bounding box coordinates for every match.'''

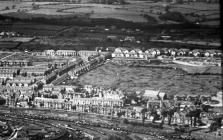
[56,50,76,56]
[143,89,166,101]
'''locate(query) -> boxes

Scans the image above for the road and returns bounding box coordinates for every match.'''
[0,52,17,60]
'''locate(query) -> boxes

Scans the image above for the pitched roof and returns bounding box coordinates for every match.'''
[144,90,166,99]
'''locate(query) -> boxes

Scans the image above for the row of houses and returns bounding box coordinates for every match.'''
[32,50,100,58]
[174,94,212,102]
[20,66,52,77]
[0,60,32,67]
[32,50,77,56]
[40,84,124,101]
[5,77,37,87]
[0,65,52,79]
[0,85,34,94]
[0,67,18,79]
[112,47,222,58]
[34,97,123,109]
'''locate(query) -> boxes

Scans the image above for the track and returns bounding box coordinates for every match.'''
[0,109,190,140]
[0,114,73,140]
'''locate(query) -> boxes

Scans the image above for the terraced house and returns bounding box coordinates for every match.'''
[0,68,19,79]
[6,77,36,87]
[0,60,32,67]
[20,66,52,77]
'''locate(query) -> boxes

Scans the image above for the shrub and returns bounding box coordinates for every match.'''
[0,97,6,105]
[122,118,129,124]
[159,11,186,23]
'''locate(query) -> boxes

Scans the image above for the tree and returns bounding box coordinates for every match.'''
[149,108,159,123]
[186,108,201,127]
[201,104,212,112]
[177,0,183,4]
[27,101,33,108]
[40,102,44,108]
[159,11,186,22]
[141,108,147,125]
[32,4,40,10]
[21,72,27,77]
[117,111,125,118]
[12,5,16,9]
[5,6,10,10]
[164,5,170,12]
[0,97,6,105]
[122,118,129,124]
[131,111,136,118]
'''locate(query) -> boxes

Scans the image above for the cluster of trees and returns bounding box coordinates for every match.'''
[32,3,40,10]
[141,14,158,24]
[3,5,16,11]
[0,97,6,105]
[159,11,187,23]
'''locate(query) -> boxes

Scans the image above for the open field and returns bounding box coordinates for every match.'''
[3,52,33,60]
[0,0,219,25]
[0,52,13,59]
[74,62,222,96]
[0,42,20,50]
[0,22,68,36]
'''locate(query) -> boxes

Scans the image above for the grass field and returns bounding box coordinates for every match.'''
[74,62,222,96]
[0,22,68,36]
[0,42,20,50]
[0,0,219,24]
[0,52,13,59]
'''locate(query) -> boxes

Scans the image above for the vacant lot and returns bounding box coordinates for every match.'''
[75,62,222,96]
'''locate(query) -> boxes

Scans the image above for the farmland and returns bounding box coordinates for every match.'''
[74,62,222,96]
[0,0,219,25]
[0,22,68,36]
[0,0,220,51]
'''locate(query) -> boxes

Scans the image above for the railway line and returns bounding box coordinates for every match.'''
[0,114,75,140]
[0,108,195,140]
[0,112,111,140]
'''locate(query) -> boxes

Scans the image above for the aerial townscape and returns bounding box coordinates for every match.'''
[0,0,222,140]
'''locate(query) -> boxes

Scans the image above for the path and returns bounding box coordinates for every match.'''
[1,52,17,60]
